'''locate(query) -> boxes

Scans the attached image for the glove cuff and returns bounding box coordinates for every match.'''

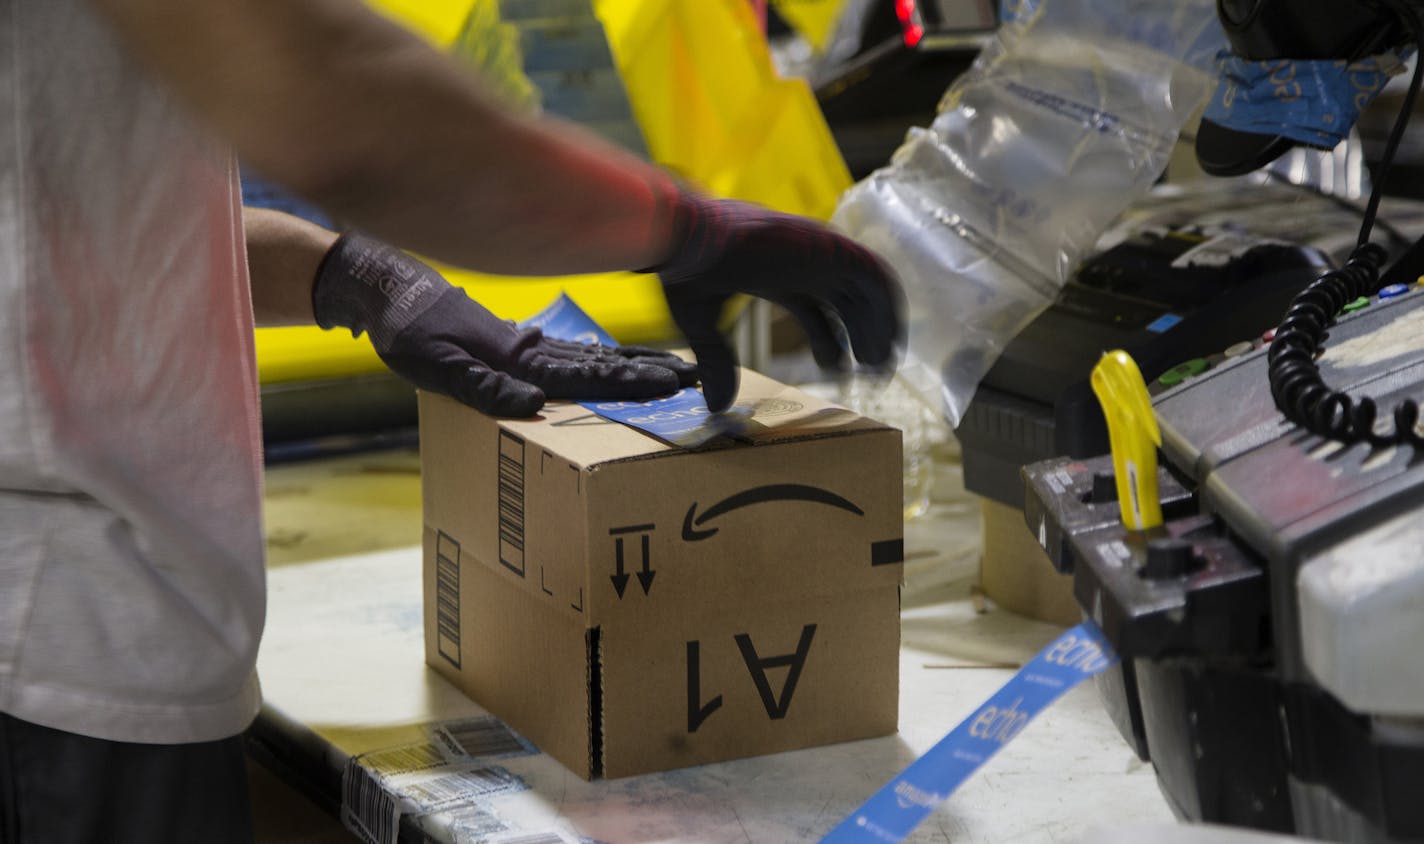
[636,182,715,281]
[312,231,450,351]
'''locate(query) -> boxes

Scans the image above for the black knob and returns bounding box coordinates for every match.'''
[1140,538,1201,580]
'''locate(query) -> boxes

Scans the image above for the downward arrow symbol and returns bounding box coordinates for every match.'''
[611,539,629,598]
[611,532,653,598]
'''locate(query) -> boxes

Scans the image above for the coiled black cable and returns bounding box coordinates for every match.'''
[1266,0,1424,446]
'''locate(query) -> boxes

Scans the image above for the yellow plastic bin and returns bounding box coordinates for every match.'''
[256,0,851,386]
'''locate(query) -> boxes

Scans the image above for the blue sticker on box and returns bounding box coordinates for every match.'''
[821,622,1118,843]
[520,294,751,447]
[582,390,753,447]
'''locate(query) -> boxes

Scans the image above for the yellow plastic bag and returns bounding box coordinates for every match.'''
[770,0,850,53]
[595,0,849,217]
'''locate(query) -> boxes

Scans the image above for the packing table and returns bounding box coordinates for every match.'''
[253,446,1174,843]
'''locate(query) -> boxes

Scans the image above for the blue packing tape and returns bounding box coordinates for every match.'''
[520,294,750,447]
[580,389,752,447]
[821,622,1118,843]
[1204,49,1410,149]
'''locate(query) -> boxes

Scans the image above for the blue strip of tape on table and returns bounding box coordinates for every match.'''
[822,622,1118,843]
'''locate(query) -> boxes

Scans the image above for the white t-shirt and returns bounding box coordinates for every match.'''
[0,0,266,743]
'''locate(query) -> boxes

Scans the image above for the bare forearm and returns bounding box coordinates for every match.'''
[244,207,336,326]
[91,0,676,276]
[318,109,678,276]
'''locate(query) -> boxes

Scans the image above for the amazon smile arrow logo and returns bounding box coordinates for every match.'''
[681,484,865,542]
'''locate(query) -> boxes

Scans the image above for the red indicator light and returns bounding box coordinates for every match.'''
[894,0,924,46]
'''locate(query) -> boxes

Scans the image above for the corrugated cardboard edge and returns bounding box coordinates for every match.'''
[586,626,603,779]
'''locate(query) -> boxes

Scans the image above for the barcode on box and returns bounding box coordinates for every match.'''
[342,758,397,844]
[433,716,534,762]
[435,532,462,669]
[360,742,448,776]
[401,767,525,812]
[497,431,526,576]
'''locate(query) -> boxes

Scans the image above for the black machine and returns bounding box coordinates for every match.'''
[1013,0,1424,840]
[807,0,994,177]
[957,219,1332,506]
[1023,277,1424,841]
[956,0,1424,505]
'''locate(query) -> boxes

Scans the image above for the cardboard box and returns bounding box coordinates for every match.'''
[978,497,1079,626]
[419,370,904,779]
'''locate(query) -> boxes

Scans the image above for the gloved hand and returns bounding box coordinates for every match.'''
[313,232,698,417]
[647,189,904,412]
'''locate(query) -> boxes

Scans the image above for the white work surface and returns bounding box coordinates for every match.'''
[255,444,1175,843]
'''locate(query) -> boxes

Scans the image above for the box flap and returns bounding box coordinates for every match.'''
[726,369,891,445]
[492,369,890,470]
[497,399,673,469]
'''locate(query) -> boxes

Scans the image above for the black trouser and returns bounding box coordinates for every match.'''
[0,713,252,844]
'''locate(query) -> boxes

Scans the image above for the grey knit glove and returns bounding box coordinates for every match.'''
[647,189,903,412]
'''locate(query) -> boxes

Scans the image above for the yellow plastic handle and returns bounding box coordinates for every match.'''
[1090,350,1162,531]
